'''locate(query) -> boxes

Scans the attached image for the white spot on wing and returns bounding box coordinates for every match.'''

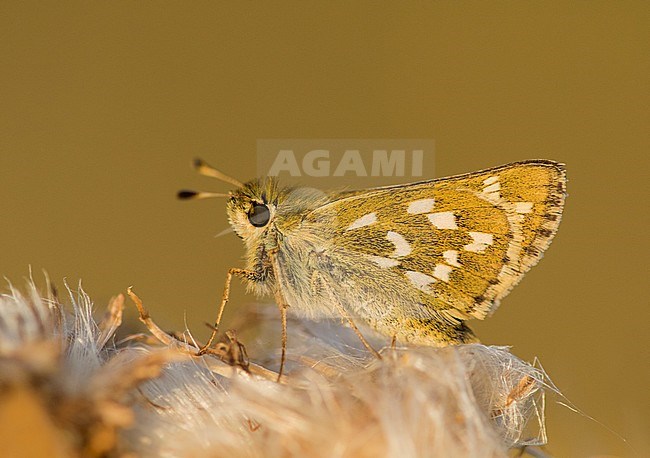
[427,211,458,230]
[443,250,461,267]
[405,271,436,293]
[481,177,501,204]
[433,264,453,282]
[369,256,400,268]
[483,182,501,194]
[515,202,533,214]
[483,176,499,185]
[346,212,377,230]
[463,231,494,253]
[407,198,435,214]
[387,231,412,257]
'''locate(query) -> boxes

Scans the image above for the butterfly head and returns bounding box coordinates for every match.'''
[226,177,283,242]
[177,158,286,246]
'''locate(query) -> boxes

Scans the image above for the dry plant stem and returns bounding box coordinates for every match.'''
[97,294,124,348]
[128,287,176,347]
[127,287,281,382]
[202,356,285,383]
[199,268,254,354]
[505,374,537,408]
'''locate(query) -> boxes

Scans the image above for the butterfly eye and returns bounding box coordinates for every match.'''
[248,203,271,227]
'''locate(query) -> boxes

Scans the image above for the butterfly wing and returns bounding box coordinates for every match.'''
[303,160,566,322]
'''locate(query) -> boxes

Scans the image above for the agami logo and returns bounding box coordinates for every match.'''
[268,149,424,177]
[257,139,435,183]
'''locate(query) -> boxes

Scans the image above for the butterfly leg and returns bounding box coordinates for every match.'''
[333,299,382,359]
[318,282,381,359]
[274,290,289,381]
[197,268,257,355]
[267,249,291,381]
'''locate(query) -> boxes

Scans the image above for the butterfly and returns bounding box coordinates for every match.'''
[179,158,566,377]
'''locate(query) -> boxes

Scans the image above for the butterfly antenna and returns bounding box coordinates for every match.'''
[177,190,229,200]
[193,158,244,188]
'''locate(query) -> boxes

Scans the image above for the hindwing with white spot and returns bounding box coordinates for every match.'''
[304,160,566,322]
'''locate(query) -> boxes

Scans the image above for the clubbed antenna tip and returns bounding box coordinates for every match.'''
[177,190,228,200]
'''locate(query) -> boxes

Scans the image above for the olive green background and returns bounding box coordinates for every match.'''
[1,2,647,456]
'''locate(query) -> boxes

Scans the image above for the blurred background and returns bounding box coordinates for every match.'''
[1,2,647,456]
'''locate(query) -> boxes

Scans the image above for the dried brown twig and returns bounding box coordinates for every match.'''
[126,287,281,382]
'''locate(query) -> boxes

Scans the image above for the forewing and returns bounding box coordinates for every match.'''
[305,160,566,321]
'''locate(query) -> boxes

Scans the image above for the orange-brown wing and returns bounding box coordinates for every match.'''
[305,160,566,321]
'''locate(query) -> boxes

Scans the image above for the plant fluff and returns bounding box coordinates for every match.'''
[0,281,549,457]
